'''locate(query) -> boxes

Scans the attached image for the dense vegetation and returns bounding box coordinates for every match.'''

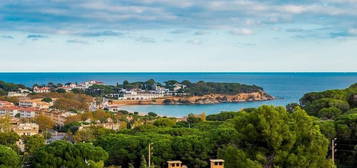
[181,81,263,96]
[30,92,93,111]
[0,80,26,96]
[298,83,357,167]
[0,105,335,168]
[30,140,109,168]
[85,79,265,97]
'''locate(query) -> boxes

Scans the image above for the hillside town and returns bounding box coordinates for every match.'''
[0,80,222,142]
[0,79,272,136]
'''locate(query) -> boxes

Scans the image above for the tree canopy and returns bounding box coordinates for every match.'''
[0,145,21,168]
[218,105,333,168]
[30,140,108,168]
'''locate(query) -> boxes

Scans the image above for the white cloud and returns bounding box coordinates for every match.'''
[229,28,254,35]
[325,0,357,3]
[186,39,203,45]
[348,28,357,34]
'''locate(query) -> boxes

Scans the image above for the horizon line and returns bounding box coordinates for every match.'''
[0,71,356,73]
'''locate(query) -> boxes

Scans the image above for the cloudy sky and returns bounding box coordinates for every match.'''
[0,0,357,72]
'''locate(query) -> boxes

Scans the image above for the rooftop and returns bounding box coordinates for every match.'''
[167,161,182,163]
[210,159,224,162]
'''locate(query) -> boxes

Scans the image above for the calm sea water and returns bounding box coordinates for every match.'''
[0,72,356,117]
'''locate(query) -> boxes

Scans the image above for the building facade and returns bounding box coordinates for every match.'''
[12,123,39,136]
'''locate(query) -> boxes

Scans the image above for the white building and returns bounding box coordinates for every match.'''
[76,80,104,89]
[33,86,50,93]
[12,123,39,136]
[19,108,38,118]
[173,83,186,92]
[0,101,14,107]
[7,92,29,97]
[118,92,165,100]
[19,101,36,108]
[0,107,19,117]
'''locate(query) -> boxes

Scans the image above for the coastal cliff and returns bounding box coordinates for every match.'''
[110,91,273,105]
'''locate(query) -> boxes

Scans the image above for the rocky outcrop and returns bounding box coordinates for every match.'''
[160,91,273,104]
[110,91,273,105]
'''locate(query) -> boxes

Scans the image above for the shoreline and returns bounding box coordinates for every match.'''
[107,91,274,106]
[118,98,275,106]
[118,99,284,118]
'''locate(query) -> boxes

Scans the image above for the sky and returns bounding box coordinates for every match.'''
[0,0,357,72]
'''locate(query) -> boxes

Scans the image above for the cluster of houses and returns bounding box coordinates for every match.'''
[10,79,187,103]
[78,118,121,131]
[0,96,120,137]
[0,112,40,136]
[108,83,188,101]
[56,80,104,92]
[1,80,193,137]
[6,80,104,96]
[0,100,42,118]
[0,99,74,134]
[32,80,104,93]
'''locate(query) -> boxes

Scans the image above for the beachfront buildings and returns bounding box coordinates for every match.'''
[119,91,165,100]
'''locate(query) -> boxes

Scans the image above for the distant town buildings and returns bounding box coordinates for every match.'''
[0,106,19,117]
[12,123,39,136]
[118,91,165,100]
[19,99,52,109]
[78,118,121,131]
[0,100,14,107]
[19,107,39,118]
[33,86,50,93]
[59,80,105,91]
[42,110,76,126]
[7,91,29,97]
[7,88,31,97]
[0,106,40,118]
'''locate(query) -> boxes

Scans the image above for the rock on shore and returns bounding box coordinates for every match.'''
[110,91,274,105]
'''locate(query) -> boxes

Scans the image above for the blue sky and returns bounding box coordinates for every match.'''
[0,0,357,72]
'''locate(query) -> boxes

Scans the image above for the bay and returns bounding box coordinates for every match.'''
[0,72,356,117]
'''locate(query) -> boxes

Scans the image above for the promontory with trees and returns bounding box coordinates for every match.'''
[0,80,356,168]
[86,80,273,105]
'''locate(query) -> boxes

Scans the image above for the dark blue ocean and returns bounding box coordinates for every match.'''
[0,72,356,117]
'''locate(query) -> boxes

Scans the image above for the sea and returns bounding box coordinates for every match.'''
[0,72,356,117]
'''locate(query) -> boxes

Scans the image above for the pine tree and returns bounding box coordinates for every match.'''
[140,155,147,168]
[128,163,135,168]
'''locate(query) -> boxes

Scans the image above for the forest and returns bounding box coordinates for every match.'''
[85,79,264,97]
